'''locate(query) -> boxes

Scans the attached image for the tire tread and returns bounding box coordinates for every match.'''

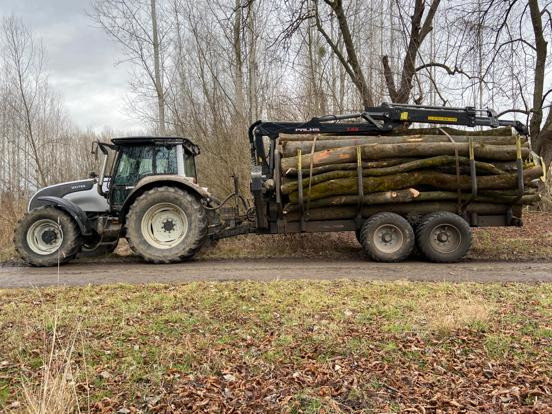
[416,211,472,263]
[125,186,207,263]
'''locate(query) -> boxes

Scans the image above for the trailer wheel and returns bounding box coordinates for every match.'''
[14,206,83,266]
[360,212,415,262]
[125,186,207,263]
[416,212,472,262]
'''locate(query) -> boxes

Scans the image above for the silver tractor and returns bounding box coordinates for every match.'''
[15,137,217,266]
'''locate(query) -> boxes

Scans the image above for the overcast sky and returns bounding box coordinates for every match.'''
[2,0,145,133]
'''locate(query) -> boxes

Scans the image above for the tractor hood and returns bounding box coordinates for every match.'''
[28,179,110,213]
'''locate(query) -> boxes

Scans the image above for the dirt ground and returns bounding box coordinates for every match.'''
[0,211,550,288]
[1,259,552,289]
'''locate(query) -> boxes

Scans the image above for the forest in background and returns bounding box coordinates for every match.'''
[1,0,552,203]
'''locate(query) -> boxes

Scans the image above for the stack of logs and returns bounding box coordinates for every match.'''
[278,129,544,222]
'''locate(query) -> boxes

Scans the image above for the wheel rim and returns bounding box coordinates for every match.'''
[141,202,188,249]
[429,224,461,254]
[372,224,404,254]
[26,219,63,255]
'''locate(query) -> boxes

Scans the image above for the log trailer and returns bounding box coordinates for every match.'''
[14,103,544,266]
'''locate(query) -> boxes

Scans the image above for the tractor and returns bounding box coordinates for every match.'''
[14,103,538,266]
[14,136,220,266]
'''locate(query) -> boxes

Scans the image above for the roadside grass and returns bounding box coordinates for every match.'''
[0,281,550,412]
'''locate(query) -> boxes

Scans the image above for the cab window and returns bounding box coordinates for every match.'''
[113,145,177,186]
[184,150,196,178]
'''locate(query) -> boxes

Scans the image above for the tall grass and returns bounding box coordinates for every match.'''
[13,315,84,413]
[0,194,26,261]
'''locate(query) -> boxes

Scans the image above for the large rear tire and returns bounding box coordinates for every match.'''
[416,212,472,262]
[125,186,207,263]
[14,206,83,266]
[360,212,415,262]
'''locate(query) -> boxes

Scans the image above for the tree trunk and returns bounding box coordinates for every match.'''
[151,0,165,134]
[284,189,538,213]
[528,0,547,155]
[247,1,258,123]
[284,188,420,212]
[232,0,246,125]
[281,135,524,157]
[284,158,412,176]
[281,155,508,194]
[281,142,530,170]
[287,165,543,203]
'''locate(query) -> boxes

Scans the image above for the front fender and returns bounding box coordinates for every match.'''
[35,196,92,236]
[120,175,214,222]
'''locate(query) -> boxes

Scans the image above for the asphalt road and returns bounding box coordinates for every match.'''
[0,258,551,288]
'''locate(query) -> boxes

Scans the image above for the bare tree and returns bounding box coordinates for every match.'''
[1,17,48,188]
[381,0,441,104]
[312,0,374,108]
[90,0,168,134]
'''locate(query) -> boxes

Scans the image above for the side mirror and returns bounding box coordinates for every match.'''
[89,171,98,179]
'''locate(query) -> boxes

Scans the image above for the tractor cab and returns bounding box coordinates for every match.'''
[95,136,200,210]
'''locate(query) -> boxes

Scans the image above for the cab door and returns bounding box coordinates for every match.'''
[109,144,178,210]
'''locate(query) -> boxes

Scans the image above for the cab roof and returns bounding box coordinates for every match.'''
[110,136,200,155]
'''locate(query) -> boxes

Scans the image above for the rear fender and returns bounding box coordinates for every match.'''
[119,175,214,222]
[35,196,92,236]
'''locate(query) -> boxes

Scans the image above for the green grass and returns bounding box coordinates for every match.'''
[0,281,551,412]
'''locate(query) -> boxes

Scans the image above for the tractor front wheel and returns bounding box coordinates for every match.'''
[14,206,83,266]
[125,186,208,263]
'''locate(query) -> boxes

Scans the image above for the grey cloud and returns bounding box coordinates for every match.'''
[2,0,144,132]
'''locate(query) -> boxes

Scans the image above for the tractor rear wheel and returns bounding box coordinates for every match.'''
[125,186,207,263]
[14,206,83,266]
[360,212,415,262]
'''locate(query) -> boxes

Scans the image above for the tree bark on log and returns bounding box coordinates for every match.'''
[283,190,538,213]
[287,165,543,203]
[281,135,526,157]
[284,158,413,176]
[284,189,420,213]
[285,202,511,222]
[281,155,508,194]
[281,143,530,170]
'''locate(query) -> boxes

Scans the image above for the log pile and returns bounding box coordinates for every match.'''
[278,131,543,221]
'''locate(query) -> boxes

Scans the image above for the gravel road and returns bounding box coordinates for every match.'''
[0,258,551,288]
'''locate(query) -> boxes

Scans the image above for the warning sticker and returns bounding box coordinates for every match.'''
[427,116,458,122]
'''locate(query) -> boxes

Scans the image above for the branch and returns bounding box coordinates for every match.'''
[312,2,356,87]
[415,62,483,81]
[382,56,398,102]
[420,0,441,40]
[496,108,530,117]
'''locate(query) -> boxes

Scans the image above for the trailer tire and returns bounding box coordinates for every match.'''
[416,212,472,262]
[14,206,83,266]
[125,186,207,263]
[360,212,415,262]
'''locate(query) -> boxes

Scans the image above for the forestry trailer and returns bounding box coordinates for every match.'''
[14,103,545,266]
